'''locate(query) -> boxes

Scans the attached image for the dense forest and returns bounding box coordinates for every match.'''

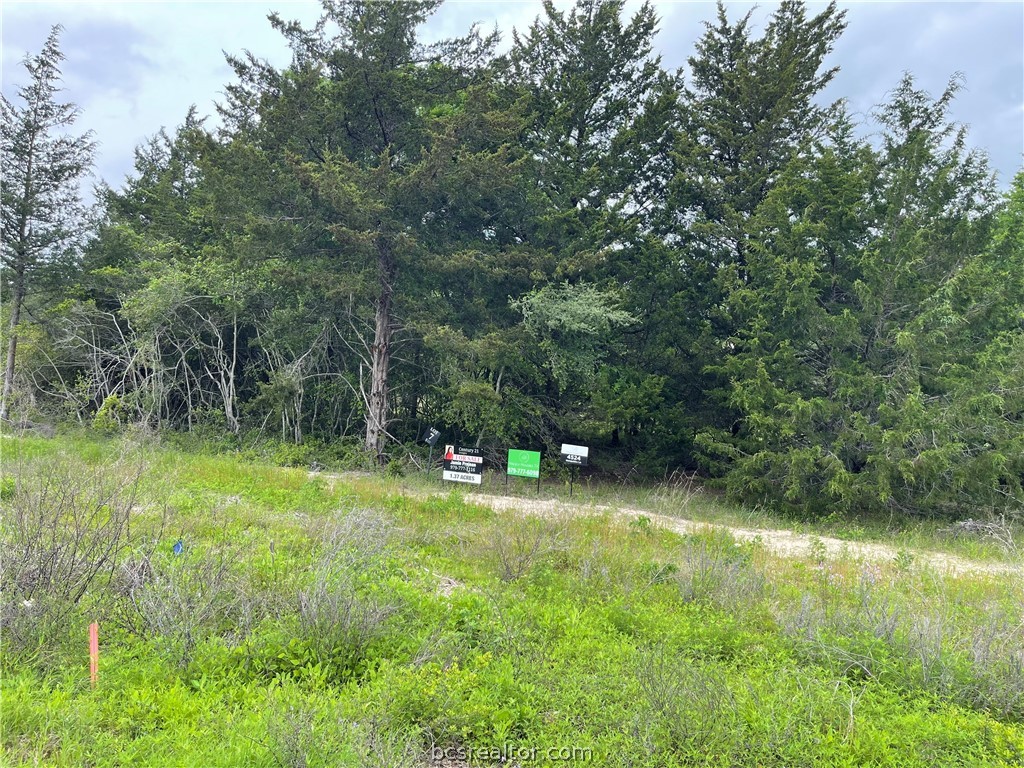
[2,0,1022,521]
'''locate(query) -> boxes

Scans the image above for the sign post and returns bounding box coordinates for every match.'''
[423,427,441,475]
[442,445,483,485]
[560,443,589,499]
[89,622,99,688]
[506,449,542,494]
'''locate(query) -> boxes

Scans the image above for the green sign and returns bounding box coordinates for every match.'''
[507,449,541,479]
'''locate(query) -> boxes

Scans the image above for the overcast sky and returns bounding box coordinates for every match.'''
[2,1,1022,194]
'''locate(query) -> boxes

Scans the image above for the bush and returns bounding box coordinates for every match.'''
[637,651,738,753]
[290,508,400,678]
[483,514,568,582]
[673,532,768,614]
[0,444,148,658]
[777,564,1024,720]
[296,570,394,677]
[115,544,254,667]
[92,394,129,433]
[260,701,421,768]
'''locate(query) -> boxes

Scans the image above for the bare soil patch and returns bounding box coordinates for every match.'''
[464,493,1021,578]
[310,470,1019,577]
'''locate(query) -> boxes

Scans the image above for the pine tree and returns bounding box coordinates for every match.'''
[0,26,94,420]
[502,0,679,450]
[698,75,1007,519]
[660,0,847,466]
[221,0,517,459]
[504,0,672,258]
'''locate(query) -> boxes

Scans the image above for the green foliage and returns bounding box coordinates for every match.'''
[695,77,1015,520]
[12,0,1024,523]
[266,439,321,469]
[1,25,95,421]
[92,394,127,433]
[514,281,634,394]
[2,437,1024,767]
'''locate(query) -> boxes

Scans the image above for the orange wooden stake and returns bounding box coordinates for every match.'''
[88,622,99,688]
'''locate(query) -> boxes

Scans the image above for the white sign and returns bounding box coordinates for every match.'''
[443,445,484,484]
[560,443,589,466]
[442,470,482,484]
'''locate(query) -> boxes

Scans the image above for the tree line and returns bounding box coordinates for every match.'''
[3,0,1022,520]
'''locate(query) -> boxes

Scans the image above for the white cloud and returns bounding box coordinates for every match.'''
[3,0,1021,190]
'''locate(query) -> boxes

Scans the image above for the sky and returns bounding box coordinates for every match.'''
[2,0,1022,195]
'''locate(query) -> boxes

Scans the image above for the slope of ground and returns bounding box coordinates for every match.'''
[3,437,1023,767]
[462,493,1020,577]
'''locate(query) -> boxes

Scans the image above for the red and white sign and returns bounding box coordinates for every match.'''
[443,445,483,484]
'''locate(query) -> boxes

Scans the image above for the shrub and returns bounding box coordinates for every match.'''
[637,651,738,754]
[261,701,421,768]
[778,565,1024,719]
[92,394,128,432]
[116,544,253,667]
[291,508,400,678]
[673,533,768,614]
[296,570,394,676]
[308,506,397,570]
[263,704,326,768]
[0,444,148,658]
[966,606,1024,718]
[484,515,568,582]
[269,439,319,468]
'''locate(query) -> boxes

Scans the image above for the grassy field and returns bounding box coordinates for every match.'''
[2,434,1023,766]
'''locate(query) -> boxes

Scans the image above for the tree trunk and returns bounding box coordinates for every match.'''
[364,240,395,462]
[218,311,240,434]
[227,310,239,434]
[3,112,36,425]
[0,269,26,422]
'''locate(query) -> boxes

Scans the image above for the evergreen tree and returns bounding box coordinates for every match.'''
[504,0,673,256]
[222,0,521,459]
[503,0,679,450]
[0,25,94,420]
[658,0,847,467]
[698,76,1007,519]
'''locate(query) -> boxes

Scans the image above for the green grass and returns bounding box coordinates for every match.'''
[387,463,1023,564]
[2,434,1023,767]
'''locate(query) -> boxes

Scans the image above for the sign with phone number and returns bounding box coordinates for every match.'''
[507,449,541,478]
[443,445,483,484]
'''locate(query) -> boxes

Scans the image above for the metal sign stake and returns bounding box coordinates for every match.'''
[423,427,441,477]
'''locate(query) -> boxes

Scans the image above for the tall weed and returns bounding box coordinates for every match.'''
[117,544,253,667]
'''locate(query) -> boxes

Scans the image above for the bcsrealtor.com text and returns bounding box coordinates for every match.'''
[431,744,593,762]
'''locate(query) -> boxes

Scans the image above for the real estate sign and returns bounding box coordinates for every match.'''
[560,443,589,466]
[442,445,483,485]
[507,449,541,479]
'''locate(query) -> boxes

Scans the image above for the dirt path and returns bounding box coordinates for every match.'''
[462,493,1021,578]
[312,471,1019,578]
